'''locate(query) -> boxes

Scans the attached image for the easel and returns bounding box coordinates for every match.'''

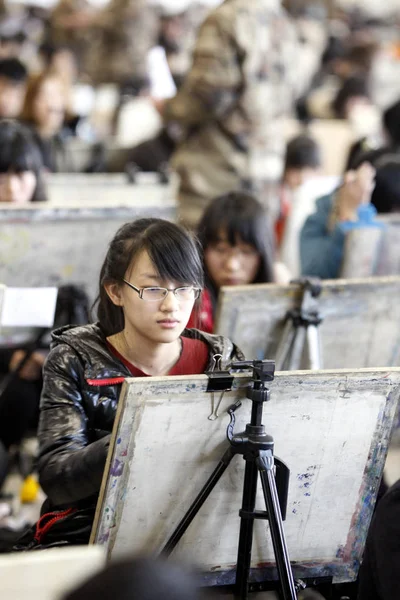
[92,368,400,596]
[275,278,323,371]
[162,360,297,599]
[0,194,176,304]
[215,276,400,370]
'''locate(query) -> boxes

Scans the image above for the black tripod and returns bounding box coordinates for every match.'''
[162,360,298,600]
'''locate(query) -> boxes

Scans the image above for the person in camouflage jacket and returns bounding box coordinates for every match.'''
[163,0,300,228]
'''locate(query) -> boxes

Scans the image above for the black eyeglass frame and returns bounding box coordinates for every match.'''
[122,279,202,301]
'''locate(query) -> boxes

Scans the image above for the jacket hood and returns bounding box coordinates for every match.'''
[51,323,243,381]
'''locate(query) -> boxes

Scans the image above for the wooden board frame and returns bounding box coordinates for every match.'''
[91,368,400,586]
[215,277,400,368]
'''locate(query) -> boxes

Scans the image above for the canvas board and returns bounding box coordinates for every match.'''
[376,216,400,276]
[0,199,176,303]
[92,369,400,585]
[45,172,179,207]
[215,277,400,368]
[0,287,57,327]
[339,217,400,279]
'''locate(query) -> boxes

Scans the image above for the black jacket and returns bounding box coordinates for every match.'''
[38,323,243,508]
[358,478,400,600]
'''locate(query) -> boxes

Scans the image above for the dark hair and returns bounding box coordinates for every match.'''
[0,58,27,83]
[39,42,61,64]
[197,192,275,300]
[0,119,47,201]
[284,134,321,171]
[21,71,67,125]
[332,75,370,119]
[371,155,400,214]
[96,218,204,336]
[347,42,378,74]
[321,35,347,68]
[39,42,77,66]
[345,145,400,213]
[0,31,26,45]
[63,556,209,600]
[383,99,400,147]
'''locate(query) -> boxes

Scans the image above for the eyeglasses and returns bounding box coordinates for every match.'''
[123,279,201,302]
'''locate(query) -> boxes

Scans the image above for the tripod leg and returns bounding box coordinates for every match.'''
[234,459,259,600]
[288,326,306,371]
[305,325,323,370]
[275,320,296,371]
[162,445,235,555]
[257,452,297,600]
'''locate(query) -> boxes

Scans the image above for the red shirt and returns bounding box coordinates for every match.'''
[275,184,292,248]
[187,288,214,333]
[107,336,209,376]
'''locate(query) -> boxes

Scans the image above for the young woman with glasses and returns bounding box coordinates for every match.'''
[188,192,290,333]
[35,218,243,543]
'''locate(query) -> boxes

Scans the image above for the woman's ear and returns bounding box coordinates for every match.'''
[104,282,124,307]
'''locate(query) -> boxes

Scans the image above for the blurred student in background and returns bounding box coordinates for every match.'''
[161,0,298,228]
[300,162,376,279]
[358,477,400,600]
[21,71,73,172]
[0,119,47,203]
[275,133,328,277]
[276,134,326,277]
[276,134,322,247]
[0,120,48,489]
[345,97,400,186]
[0,58,27,119]
[188,192,289,333]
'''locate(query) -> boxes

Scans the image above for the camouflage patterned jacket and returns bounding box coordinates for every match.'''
[82,0,158,85]
[164,0,299,227]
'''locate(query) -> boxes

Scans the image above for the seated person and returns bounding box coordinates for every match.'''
[0,119,48,491]
[345,98,400,213]
[299,161,379,279]
[0,57,27,119]
[306,40,378,120]
[20,71,73,172]
[188,191,290,333]
[357,478,400,600]
[0,119,47,203]
[36,218,243,543]
[275,133,322,248]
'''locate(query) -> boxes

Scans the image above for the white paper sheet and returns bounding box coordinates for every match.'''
[0,287,58,328]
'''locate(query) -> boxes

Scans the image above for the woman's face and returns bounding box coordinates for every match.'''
[0,171,37,203]
[32,77,65,135]
[106,250,198,345]
[204,231,261,289]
